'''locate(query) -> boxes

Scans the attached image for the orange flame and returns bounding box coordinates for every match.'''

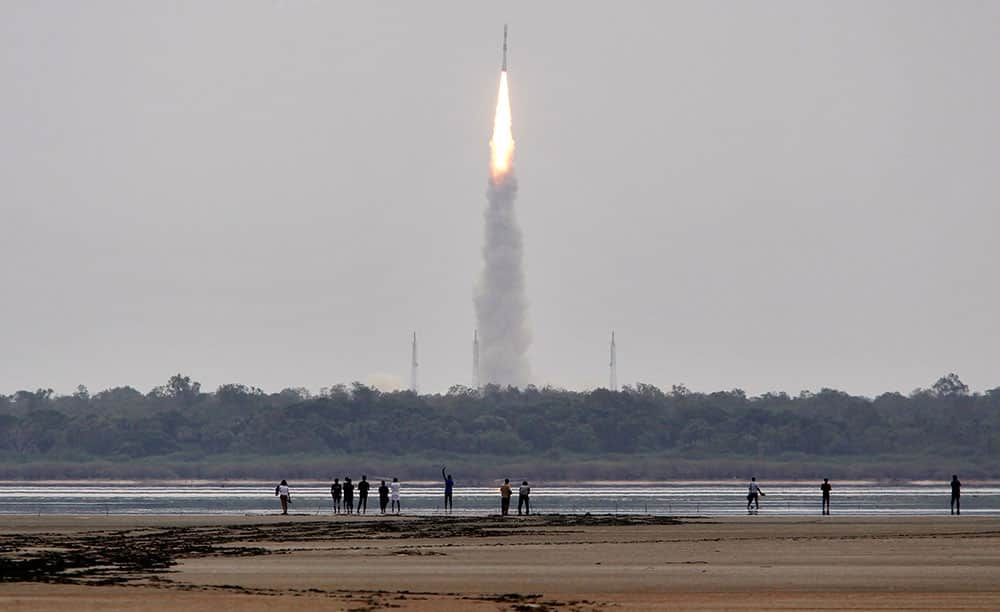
[490,71,514,179]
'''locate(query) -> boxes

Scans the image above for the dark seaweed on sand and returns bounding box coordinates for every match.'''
[0,515,680,587]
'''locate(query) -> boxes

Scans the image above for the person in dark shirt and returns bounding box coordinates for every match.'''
[746,477,764,512]
[331,478,342,515]
[343,477,354,515]
[358,475,370,514]
[821,478,832,515]
[442,466,454,513]
[378,480,390,514]
[951,474,962,515]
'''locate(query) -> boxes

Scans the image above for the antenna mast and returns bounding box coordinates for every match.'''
[410,332,418,393]
[609,331,618,391]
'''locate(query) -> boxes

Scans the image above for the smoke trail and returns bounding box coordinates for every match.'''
[475,71,531,387]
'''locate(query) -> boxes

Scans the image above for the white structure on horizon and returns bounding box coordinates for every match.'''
[410,332,419,393]
[473,329,481,389]
[609,331,618,392]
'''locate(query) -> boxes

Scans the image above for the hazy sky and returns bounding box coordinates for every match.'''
[2,2,997,397]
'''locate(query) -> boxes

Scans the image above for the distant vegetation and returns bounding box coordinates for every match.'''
[1,373,998,481]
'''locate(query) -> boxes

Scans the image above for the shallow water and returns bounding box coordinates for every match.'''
[3,483,998,516]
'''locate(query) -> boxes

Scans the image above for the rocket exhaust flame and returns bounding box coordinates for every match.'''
[475,26,531,387]
[490,71,515,179]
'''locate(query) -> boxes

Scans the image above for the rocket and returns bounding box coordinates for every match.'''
[502,24,508,72]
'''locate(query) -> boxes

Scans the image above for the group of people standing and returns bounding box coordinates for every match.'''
[329,476,401,515]
[747,476,835,515]
[279,474,967,516]
[499,478,531,516]
[747,475,964,515]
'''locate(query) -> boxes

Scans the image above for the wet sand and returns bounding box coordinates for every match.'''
[2,514,999,610]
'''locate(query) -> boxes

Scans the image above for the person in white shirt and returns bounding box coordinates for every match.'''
[747,477,764,512]
[390,477,401,514]
[518,481,531,515]
[275,479,291,515]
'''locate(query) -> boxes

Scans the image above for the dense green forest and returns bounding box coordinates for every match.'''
[1,373,998,480]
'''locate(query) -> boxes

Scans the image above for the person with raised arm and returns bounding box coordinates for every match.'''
[442,467,454,513]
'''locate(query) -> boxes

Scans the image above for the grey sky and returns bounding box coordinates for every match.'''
[1,2,997,397]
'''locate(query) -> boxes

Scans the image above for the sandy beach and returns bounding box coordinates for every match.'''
[2,513,999,610]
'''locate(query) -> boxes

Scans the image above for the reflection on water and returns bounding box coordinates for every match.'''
[3,483,999,516]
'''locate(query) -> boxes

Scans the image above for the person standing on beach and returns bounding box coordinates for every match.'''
[518,481,531,515]
[951,474,962,515]
[358,475,370,514]
[390,477,401,514]
[275,480,291,515]
[343,477,355,515]
[500,478,513,516]
[331,478,342,515]
[378,480,390,514]
[821,478,832,515]
[747,477,764,512]
[442,467,454,513]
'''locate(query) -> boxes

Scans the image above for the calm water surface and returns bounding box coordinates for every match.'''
[3,483,999,516]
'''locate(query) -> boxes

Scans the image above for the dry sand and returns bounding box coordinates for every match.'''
[2,513,999,610]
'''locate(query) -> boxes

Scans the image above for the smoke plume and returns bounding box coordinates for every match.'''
[475,71,531,387]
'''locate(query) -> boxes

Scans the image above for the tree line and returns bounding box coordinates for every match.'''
[1,373,997,479]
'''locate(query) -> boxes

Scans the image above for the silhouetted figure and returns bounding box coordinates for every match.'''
[390,477,401,514]
[518,481,531,515]
[343,477,354,514]
[442,467,454,512]
[275,479,291,515]
[376,480,388,514]
[500,478,513,516]
[951,475,962,515]
[358,475,370,514]
[821,478,832,515]
[747,477,764,512]
[331,478,342,514]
